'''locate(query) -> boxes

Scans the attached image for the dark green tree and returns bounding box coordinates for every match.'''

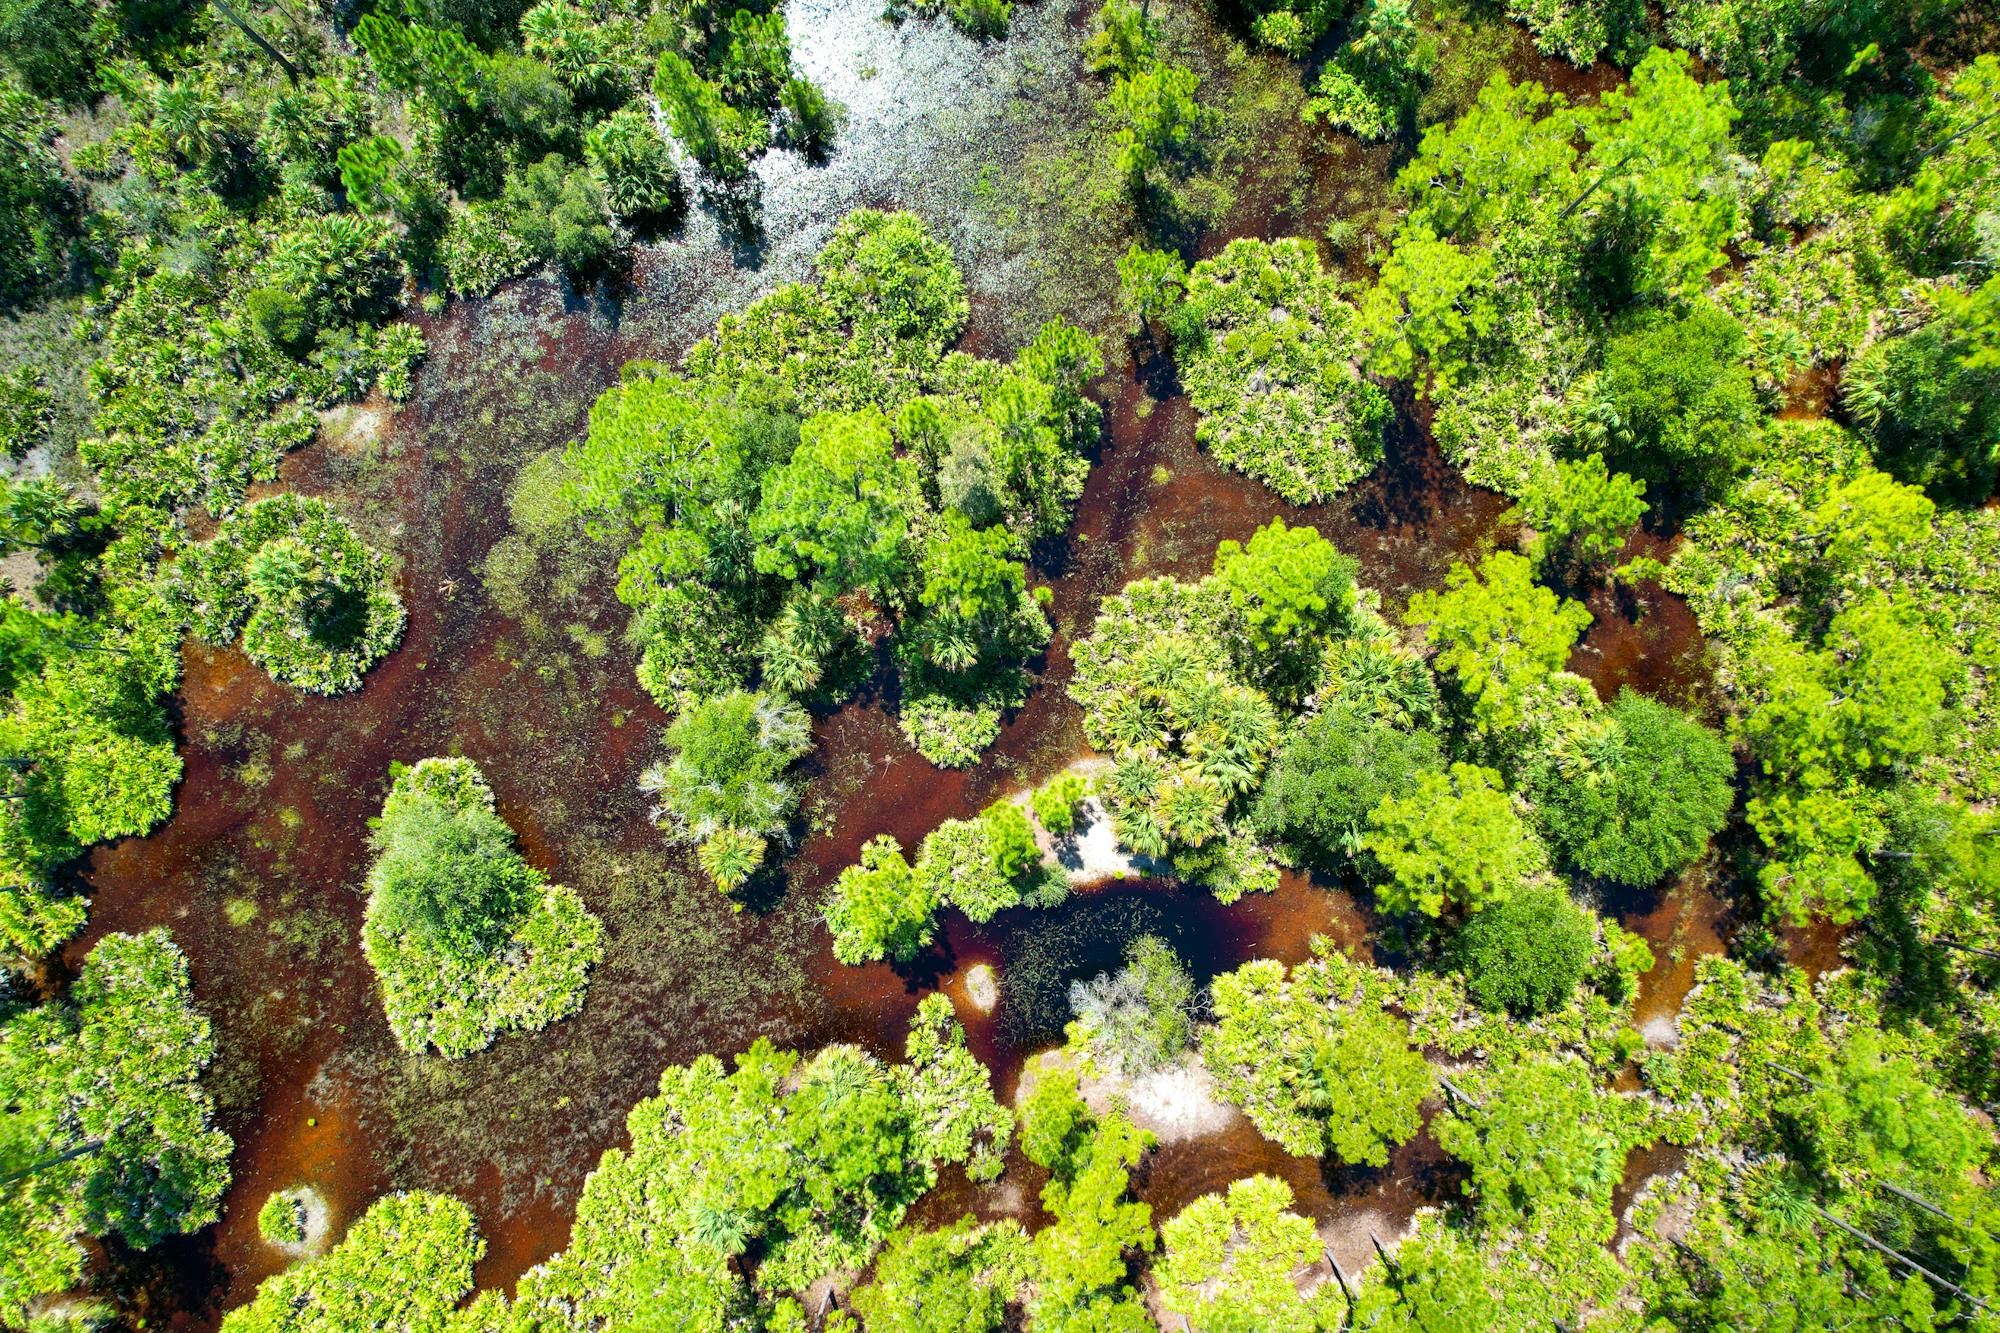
[1452,883,1596,1016]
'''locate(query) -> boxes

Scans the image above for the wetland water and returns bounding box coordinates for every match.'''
[68,0,1747,1323]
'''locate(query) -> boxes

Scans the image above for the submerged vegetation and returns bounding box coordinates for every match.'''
[0,0,1996,1322]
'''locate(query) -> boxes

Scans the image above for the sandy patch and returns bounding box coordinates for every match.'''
[1016,758,1173,887]
[318,401,390,454]
[1023,1048,1239,1144]
[963,963,998,1013]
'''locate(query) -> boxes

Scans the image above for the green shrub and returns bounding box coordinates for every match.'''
[1592,303,1759,484]
[640,690,810,897]
[1846,319,2000,501]
[1031,771,1088,836]
[1251,707,1443,871]
[1452,883,1596,1016]
[169,494,405,695]
[245,287,312,356]
[362,759,603,1058]
[1362,762,1546,918]
[257,1190,308,1246]
[1173,238,1390,502]
[1533,690,1734,887]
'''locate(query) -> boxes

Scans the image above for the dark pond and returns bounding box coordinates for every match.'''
[64,0,1768,1324]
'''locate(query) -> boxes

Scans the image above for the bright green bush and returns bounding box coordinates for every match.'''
[1362,762,1547,918]
[256,1190,308,1246]
[1031,771,1088,836]
[1204,955,1432,1164]
[171,494,405,695]
[641,690,810,897]
[0,930,232,1323]
[495,1006,1009,1323]
[221,1192,482,1332]
[362,759,603,1058]
[1591,303,1760,484]
[1156,1175,1335,1333]
[1173,238,1390,503]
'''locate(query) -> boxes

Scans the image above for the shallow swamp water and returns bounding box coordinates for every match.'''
[62,0,1808,1323]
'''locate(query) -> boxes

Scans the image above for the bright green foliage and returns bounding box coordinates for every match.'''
[1108,59,1202,185]
[1434,1053,1651,1236]
[1360,224,1498,389]
[1115,243,1185,333]
[1031,771,1089,836]
[566,211,1098,771]
[653,52,769,181]
[0,931,232,1323]
[1155,1175,1333,1333]
[1018,1069,1157,1330]
[645,2,833,185]
[827,797,1059,963]
[641,690,811,896]
[1532,689,1734,887]
[501,1010,1008,1321]
[1351,1211,1629,1332]
[171,494,405,695]
[1583,49,1741,303]
[257,1189,308,1246]
[1211,518,1356,665]
[1075,597,1278,878]
[815,209,969,357]
[221,1192,482,1332]
[1172,239,1390,503]
[1591,303,1760,484]
[824,835,936,964]
[1066,935,1195,1077]
[913,813,1027,923]
[849,1216,1032,1333]
[362,759,603,1058]
[0,608,181,955]
[1451,883,1596,1017]
[1506,0,1642,65]
[1405,551,1591,733]
[1204,955,1432,1163]
[1637,959,2000,1328]
[1250,706,1443,871]
[584,110,680,219]
[1508,453,1647,571]
[1362,762,1547,919]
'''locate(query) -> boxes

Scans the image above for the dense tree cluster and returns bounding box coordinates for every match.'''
[565,209,1101,894]
[475,998,1010,1328]
[1127,238,1389,502]
[823,795,1062,963]
[0,931,230,1323]
[362,757,603,1058]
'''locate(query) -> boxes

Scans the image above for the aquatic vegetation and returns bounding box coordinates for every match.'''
[4,0,2000,1322]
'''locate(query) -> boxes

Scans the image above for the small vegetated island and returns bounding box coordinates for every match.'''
[362,757,603,1059]
[0,0,1997,1321]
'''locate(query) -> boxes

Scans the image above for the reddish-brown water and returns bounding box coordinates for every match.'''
[58,5,1770,1326]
